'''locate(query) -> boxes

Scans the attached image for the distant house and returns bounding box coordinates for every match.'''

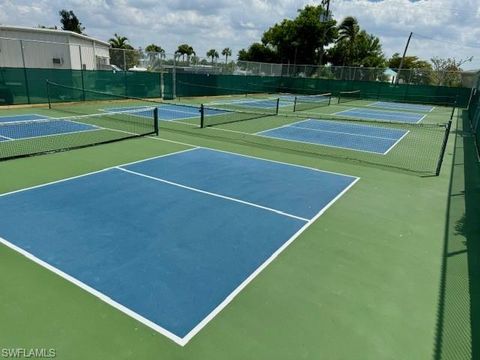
[0,25,111,70]
[384,68,397,83]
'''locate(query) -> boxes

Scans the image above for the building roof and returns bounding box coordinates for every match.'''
[0,25,110,47]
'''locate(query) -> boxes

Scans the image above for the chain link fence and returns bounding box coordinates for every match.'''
[0,36,476,106]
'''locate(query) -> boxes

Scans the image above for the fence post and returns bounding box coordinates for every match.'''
[435,120,453,176]
[79,45,85,101]
[200,104,205,128]
[160,54,164,99]
[123,49,127,96]
[154,107,159,135]
[172,54,177,99]
[46,80,51,109]
[19,40,31,104]
[450,96,458,120]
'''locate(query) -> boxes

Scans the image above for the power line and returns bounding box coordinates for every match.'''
[412,32,480,50]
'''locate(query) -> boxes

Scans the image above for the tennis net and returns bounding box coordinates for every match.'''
[160,113,451,175]
[338,90,361,104]
[200,98,279,128]
[46,81,203,123]
[293,93,332,112]
[0,107,158,161]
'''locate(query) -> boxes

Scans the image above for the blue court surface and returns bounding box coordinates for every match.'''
[0,114,48,123]
[105,104,201,121]
[257,119,409,154]
[0,148,358,345]
[0,114,97,141]
[208,98,282,109]
[335,108,425,123]
[368,101,434,113]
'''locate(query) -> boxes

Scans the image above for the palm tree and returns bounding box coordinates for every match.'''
[207,49,219,64]
[222,48,232,64]
[337,16,360,65]
[108,33,136,70]
[176,44,195,62]
[186,46,195,64]
[145,44,165,55]
[108,33,132,49]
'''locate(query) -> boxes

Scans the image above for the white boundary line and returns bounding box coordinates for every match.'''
[257,118,405,140]
[0,134,14,140]
[255,119,400,155]
[383,130,410,155]
[0,146,360,346]
[0,172,359,346]
[180,176,360,344]
[257,131,389,155]
[116,167,309,222]
[288,125,401,140]
[367,101,434,113]
[0,113,48,123]
[1,142,356,198]
[1,127,101,143]
[98,108,198,126]
[152,130,359,179]
[0,148,199,198]
[333,108,424,124]
[206,99,278,108]
[0,235,185,346]
[100,105,200,124]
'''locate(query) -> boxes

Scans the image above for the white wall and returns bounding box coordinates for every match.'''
[0,27,110,70]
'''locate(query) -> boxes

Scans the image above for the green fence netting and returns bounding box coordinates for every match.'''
[0,67,472,107]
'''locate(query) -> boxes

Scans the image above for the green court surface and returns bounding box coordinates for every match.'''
[0,96,477,360]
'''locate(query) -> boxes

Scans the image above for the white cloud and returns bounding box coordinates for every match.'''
[1,0,479,68]
[332,0,480,69]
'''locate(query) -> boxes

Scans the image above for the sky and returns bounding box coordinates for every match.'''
[1,0,479,69]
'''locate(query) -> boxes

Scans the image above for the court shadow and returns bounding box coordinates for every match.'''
[433,111,480,360]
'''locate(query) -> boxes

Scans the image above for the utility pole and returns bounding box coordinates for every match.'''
[396,32,413,85]
[318,0,331,65]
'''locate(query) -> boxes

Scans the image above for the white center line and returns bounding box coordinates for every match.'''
[116,167,310,222]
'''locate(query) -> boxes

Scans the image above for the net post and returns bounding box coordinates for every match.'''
[275,98,280,115]
[450,95,458,120]
[153,107,159,135]
[450,98,457,120]
[46,80,52,110]
[200,104,205,128]
[435,120,453,176]
[293,96,298,112]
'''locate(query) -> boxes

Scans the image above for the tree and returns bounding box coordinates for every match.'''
[336,16,360,65]
[108,34,138,70]
[238,43,279,63]
[143,44,165,70]
[59,10,84,34]
[222,48,232,64]
[430,57,471,87]
[176,44,195,63]
[206,49,219,64]
[109,33,132,49]
[388,53,433,85]
[240,4,336,64]
[145,44,165,55]
[354,31,385,67]
[327,26,386,78]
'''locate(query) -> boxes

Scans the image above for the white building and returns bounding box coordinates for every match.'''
[0,25,111,70]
